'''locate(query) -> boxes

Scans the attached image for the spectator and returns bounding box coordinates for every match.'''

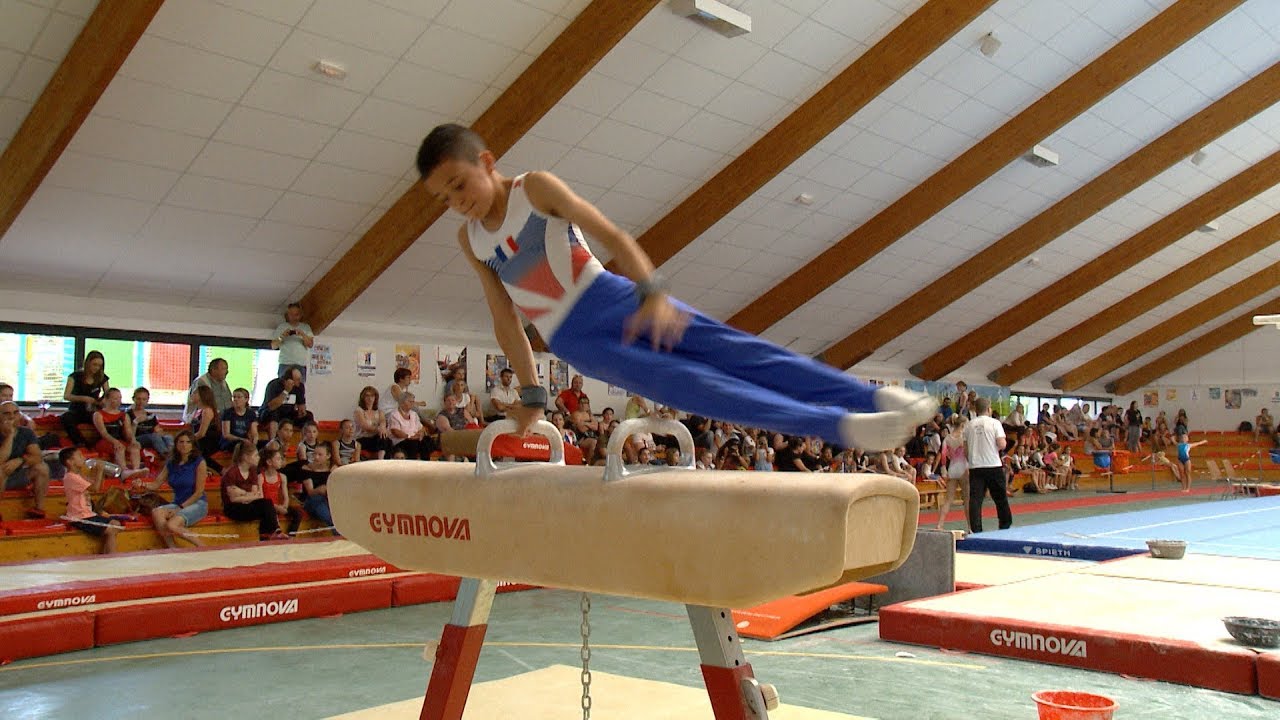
[775,436,810,472]
[284,421,321,483]
[1005,402,1026,429]
[353,386,389,459]
[260,367,313,427]
[388,392,429,459]
[220,442,283,541]
[938,396,953,420]
[1257,408,1274,443]
[570,398,599,461]
[953,381,970,419]
[380,367,427,418]
[963,397,1010,533]
[445,378,483,422]
[129,387,173,456]
[183,358,231,424]
[1174,409,1189,437]
[259,446,301,537]
[61,350,109,445]
[1123,401,1143,453]
[271,302,315,381]
[716,437,747,470]
[133,430,208,548]
[904,425,927,461]
[890,446,916,480]
[261,419,295,458]
[485,368,519,422]
[623,393,650,420]
[0,383,33,428]
[59,447,124,554]
[1,400,51,518]
[220,388,258,451]
[334,419,361,466]
[1037,403,1052,426]
[556,374,588,415]
[299,443,336,534]
[435,393,473,434]
[191,385,224,472]
[91,388,146,479]
[919,451,943,484]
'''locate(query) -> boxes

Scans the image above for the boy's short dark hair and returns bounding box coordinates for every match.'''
[59,446,78,468]
[417,123,486,178]
[393,367,412,383]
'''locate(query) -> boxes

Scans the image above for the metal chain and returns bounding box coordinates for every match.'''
[579,592,592,719]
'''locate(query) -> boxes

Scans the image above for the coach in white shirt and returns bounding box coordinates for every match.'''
[963,397,1011,533]
[485,368,520,423]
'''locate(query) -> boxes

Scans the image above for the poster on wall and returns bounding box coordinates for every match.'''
[1192,389,1199,401]
[1242,388,1258,398]
[1165,388,1176,401]
[608,383,626,396]
[1272,391,1280,404]
[548,358,570,397]
[1142,391,1158,408]
[395,344,422,383]
[356,347,376,377]
[1225,389,1242,410]
[309,343,332,376]
[1209,387,1221,400]
[484,354,508,392]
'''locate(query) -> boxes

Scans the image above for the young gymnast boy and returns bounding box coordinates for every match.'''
[416,124,935,450]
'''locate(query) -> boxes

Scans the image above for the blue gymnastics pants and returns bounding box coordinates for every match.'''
[547,271,878,444]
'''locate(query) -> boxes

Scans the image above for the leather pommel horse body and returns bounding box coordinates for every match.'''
[330,419,919,720]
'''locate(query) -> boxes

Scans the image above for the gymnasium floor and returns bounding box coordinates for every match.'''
[1,485,1277,719]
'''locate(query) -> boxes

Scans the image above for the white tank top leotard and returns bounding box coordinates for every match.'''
[466,174,604,340]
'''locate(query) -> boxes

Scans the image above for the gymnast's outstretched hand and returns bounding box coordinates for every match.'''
[624,295,690,351]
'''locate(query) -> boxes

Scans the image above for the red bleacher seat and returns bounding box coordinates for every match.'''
[4,519,70,536]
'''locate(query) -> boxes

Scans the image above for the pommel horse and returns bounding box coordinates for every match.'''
[330,419,919,719]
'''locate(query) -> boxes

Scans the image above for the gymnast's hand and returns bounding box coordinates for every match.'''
[511,405,543,437]
[624,295,690,351]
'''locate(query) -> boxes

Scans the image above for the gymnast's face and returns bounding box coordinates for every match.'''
[425,153,498,222]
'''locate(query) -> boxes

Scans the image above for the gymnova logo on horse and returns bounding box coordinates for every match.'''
[37,594,96,610]
[348,565,387,577]
[219,598,299,622]
[369,512,471,540]
[989,628,1087,657]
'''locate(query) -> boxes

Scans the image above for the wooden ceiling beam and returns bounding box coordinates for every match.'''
[993,212,1280,387]
[300,0,660,333]
[0,0,164,240]
[730,0,1245,337]
[1106,297,1280,396]
[910,147,1280,380]
[637,0,997,267]
[1057,253,1280,391]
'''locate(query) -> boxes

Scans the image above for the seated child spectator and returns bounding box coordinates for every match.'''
[285,421,321,482]
[258,446,301,536]
[1,400,52,518]
[445,378,483,422]
[299,443,337,535]
[129,387,173,456]
[91,388,147,479]
[220,442,283,541]
[191,385,224,472]
[220,388,258,450]
[334,419,362,466]
[890,446,916,481]
[59,447,124,554]
[918,451,944,485]
[132,430,208,548]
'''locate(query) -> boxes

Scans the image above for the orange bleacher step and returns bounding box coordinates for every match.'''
[730,581,888,641]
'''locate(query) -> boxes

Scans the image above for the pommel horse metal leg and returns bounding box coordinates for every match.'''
[688,605,778,720]
[422,578,496,720]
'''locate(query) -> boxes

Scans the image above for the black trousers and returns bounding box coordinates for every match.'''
[223,498,280,537]
[967,466,1013,533]
[60,409,94,445]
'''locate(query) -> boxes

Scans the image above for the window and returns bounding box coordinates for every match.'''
[200,345,279,406]
[85,338,192,406]
[0,332,76,403]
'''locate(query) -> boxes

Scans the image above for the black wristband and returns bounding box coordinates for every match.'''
[519,385,548,409]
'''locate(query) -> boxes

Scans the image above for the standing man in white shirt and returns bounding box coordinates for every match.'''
[963,397,1011,533]
[272,302,315,381]
[485,367,520,423]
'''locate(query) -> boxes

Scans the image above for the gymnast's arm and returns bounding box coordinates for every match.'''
[458,227,542,432]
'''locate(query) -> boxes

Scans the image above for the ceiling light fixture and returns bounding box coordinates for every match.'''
[1024,144,1059,168]
[1253,314,1280,328]
[1191,149,1208,166]
[312,60,347,80]
[671,0,751,38]
[795,192,814,206]
[1198,219,1220,233]
[979,32,1001,58]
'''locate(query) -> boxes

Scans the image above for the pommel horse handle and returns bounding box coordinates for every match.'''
[423,416,779,720]
[604,417,696,480]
